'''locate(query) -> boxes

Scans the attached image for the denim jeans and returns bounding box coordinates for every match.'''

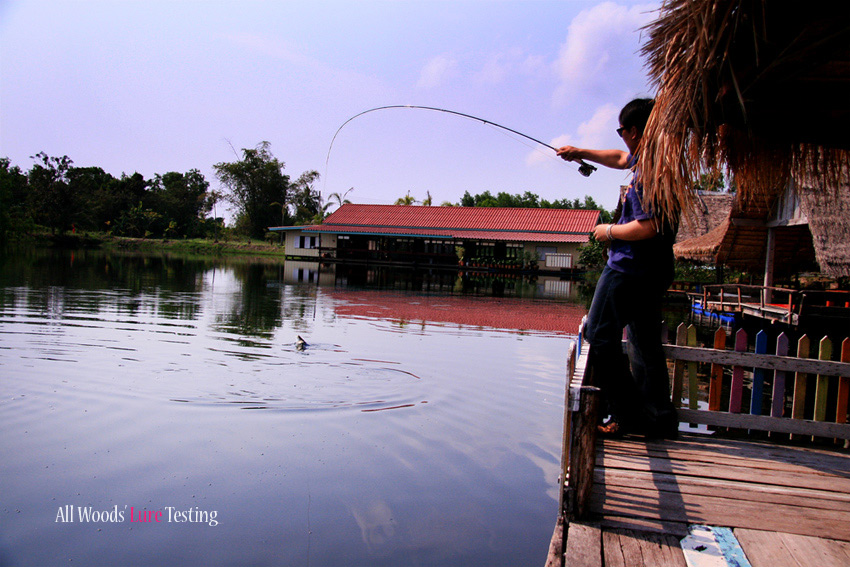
[584,265,675,428]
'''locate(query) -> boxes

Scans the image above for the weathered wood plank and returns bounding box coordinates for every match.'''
[595,515,689,538]
[597,447,850,481]
[675,408,850,439]
[564,522,601,567]
[596,450,850,493]
[559,342,576,515]
[566,384,600,520]
[630,530,672,567]
[601,436,850,470]
[661,343,850,377]
[778,532,850,567]
[590,486,850,540]
[594,468,850,510]
[616,530,646,567]
[646,531,687,567]
[597,450,850,485]
[734,529,800,567]
[544,516,564,567]
[597,442,850,481]
[601,530,627,567]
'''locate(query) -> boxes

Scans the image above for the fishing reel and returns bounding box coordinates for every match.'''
[578,161,597,177]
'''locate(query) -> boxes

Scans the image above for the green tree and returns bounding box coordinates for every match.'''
[102,173,150,233]
[287,170,322,225]
[213,141,290,239]
[458,190,613,222]
[0,158,31,242]
[578,236,606,271]
[113,202,165,238]
[326,187,354,212]
[394,190,417,206]
[66,166,116,231]
[695,171,727,192]
[148,170,210,237]
[28,152,78,234]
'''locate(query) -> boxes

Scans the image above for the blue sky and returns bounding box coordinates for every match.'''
[1,0,660,219]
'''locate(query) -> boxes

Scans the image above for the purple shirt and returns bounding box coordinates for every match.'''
[607,155,676,276]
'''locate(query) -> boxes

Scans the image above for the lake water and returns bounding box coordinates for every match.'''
[0,249,587,566]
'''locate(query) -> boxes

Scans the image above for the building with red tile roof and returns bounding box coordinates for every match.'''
[270,204,600,269]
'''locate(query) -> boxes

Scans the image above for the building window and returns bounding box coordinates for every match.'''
[298,235,318,249]
[479,242,495,257]
[506,243,523,258]
[296,268,318,283]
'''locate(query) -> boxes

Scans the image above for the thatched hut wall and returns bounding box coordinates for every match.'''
[798,184,850,278]
[638,0,850,228]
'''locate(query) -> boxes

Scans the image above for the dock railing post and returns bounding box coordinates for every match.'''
[567,383,600,519]
[559,317,600,521]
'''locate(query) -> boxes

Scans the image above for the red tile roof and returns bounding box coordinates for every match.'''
[277,204,599,243]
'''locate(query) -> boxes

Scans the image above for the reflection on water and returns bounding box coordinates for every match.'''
[0,248,585,566]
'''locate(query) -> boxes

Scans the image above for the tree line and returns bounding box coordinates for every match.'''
[393,189,614,222]
[0,142,326,244]
[457,190,613,222]
[1,140,615,246]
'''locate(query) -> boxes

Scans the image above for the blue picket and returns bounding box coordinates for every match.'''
[751,330,769,415]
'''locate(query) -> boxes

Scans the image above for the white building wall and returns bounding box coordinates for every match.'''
[283,231,587,265]
[520,241,585,267]
[284,231,336,258]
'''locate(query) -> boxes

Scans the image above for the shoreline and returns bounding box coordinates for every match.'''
[6,232,288,258]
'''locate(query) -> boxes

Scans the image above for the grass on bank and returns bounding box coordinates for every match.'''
[9,230,288,258]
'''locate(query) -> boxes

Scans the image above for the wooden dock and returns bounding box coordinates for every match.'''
[553,433,850,567]
[548,319,850,567]
[565,434,850,566]
[689,284,850,329]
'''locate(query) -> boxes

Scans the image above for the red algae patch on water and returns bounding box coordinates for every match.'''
[326,290,585,335]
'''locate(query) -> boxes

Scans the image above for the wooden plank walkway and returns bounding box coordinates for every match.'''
[563,433,850,566]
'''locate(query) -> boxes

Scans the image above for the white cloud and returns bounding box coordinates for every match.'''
[473,49,547,85]
[224,32,313,66]
[417,55,459,89]
[575,103,619,148]
[552,2,657,106]
[526,103,619,166]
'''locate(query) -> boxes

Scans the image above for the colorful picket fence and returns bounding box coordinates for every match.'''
[664,323,850,440]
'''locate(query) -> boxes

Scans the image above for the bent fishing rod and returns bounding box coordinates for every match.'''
[326,105,597,177]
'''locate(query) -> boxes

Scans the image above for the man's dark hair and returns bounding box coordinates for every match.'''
[619,98,655,134]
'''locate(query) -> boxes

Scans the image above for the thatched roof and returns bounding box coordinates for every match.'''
[798,183,850,278]
[638,0,850,225]
[674,183,850,278]
[675,191,734,243]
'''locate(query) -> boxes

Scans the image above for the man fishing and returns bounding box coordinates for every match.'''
[556,98,678,439]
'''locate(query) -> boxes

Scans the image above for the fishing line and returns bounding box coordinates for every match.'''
[323,105,597,195]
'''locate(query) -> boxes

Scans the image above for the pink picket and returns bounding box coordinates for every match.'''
[729,329,747,413]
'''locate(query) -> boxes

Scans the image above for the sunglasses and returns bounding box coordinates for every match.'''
[616,126,628,137]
